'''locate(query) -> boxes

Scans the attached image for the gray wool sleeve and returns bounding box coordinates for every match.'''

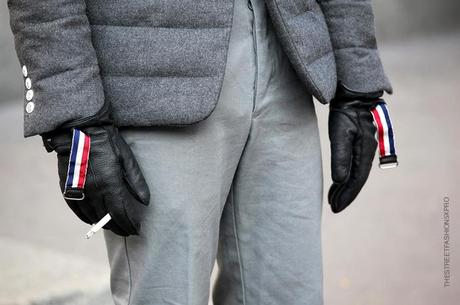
[8,0,106,137]
[317,0,393,95]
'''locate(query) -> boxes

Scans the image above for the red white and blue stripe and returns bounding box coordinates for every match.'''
[65,129,91,190]
[370,101,398,168]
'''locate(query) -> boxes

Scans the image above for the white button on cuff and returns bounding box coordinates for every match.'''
[25,78,32,89]
[22,65,28,77]
[25,101,35,113]
[25,89,34,101]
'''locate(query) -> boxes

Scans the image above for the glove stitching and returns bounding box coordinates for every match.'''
[105,126,139,234]
[85,131,124,232]
[115,132,146,204]
[87,153,103,196]
[330,110,357,184]
[331,109,359,130]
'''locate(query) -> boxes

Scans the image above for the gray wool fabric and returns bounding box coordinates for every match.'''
[7,0,392,137]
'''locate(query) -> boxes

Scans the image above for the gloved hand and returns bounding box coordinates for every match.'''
[327,83,382,213]
[42,104,150,236]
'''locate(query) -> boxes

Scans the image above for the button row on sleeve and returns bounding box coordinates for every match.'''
[22,65,35,114]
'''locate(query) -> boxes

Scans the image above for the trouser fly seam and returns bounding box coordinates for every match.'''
[248,0,259,114]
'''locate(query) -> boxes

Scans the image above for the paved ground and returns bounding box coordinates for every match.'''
[0,32,459,305]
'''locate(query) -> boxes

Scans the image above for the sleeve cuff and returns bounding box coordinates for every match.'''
[334,47,393,95]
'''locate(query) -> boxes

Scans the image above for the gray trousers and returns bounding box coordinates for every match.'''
[104,0,323,304]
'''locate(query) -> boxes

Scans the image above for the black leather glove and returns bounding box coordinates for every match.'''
[327,83,382,213]
[42,104,150,236]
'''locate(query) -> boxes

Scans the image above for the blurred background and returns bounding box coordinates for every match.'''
[1,0,459,304]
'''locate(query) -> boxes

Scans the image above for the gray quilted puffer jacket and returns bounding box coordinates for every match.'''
[8,0,392,137]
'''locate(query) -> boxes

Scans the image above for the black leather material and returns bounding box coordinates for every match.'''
[45,125,150,236]
[328,83,383,213]
[41,104,150,236]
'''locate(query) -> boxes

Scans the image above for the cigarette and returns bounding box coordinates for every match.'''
[85,214,112,239]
